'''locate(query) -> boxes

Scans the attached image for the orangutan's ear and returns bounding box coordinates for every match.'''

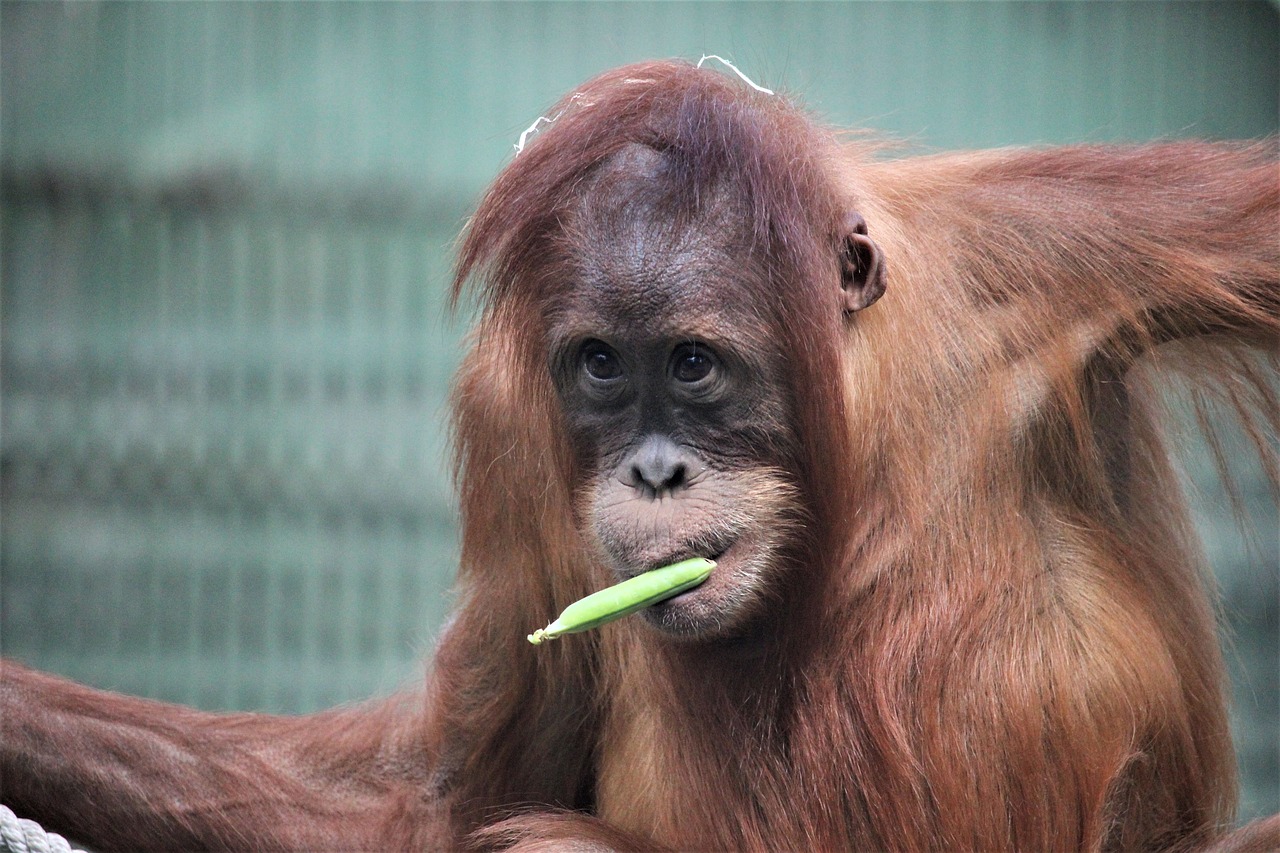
[840,211,886,314]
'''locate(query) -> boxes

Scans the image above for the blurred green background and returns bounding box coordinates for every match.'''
[2,0,1276,822]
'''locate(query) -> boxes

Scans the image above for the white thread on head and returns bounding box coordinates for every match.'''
[514,115,556,153]
[513,59,769,154]
[513,93,592,154]
[696,54,774,95]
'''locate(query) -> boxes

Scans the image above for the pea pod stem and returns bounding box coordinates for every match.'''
[527,557,715,645]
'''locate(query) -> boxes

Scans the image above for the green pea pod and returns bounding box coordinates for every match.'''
[527,557,715,644]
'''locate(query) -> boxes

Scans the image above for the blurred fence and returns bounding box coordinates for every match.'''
[1,176,466,710]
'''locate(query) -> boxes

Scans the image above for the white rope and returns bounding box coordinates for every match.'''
[0,806,82,853]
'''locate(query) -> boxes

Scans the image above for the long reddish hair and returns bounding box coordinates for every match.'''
[448,60,1278,849]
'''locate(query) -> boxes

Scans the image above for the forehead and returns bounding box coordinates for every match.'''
[550,146,768,342]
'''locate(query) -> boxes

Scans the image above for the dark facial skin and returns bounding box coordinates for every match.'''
[547,146,802,639]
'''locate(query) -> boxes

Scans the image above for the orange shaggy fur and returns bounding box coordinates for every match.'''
[1,60,1276,852]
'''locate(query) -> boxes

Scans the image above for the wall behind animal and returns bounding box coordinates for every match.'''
[2,0,1276,819]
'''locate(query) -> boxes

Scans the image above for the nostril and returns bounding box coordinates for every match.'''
[626,436,694,496]
[667,462,687,490]
[631,459,683,494]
